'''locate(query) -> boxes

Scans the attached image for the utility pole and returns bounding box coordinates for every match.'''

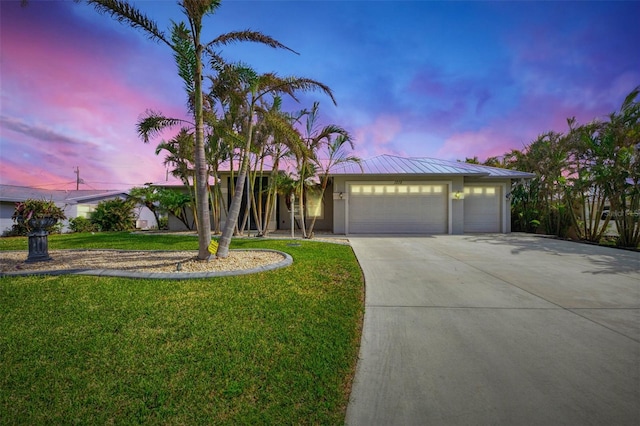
[74,166,81,190]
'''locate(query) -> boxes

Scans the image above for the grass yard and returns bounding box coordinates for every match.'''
[0,232,364,425]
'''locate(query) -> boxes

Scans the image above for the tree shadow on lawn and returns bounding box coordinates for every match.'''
[48,232,198,250]
[465,233,640,276]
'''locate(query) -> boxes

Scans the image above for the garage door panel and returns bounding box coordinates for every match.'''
[464,186,501,233]
[348,184,447,234]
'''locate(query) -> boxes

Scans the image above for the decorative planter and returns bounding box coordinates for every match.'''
[25,217,58,263]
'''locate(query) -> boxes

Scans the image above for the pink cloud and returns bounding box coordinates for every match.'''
[350,114,404,158]
[437,128,520,162]
[1,2,187,189]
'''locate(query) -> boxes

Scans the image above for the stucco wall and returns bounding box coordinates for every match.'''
[0,202,15,234]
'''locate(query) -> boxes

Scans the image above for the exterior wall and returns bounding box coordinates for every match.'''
[0,202,15,234]
[332,178,348,234]
[450,176,465,234]
[134,205,158,230]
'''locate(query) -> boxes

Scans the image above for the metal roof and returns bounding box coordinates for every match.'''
[331,155,535,179]
[0,185,127,204]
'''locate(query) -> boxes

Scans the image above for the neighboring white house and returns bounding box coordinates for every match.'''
[0,185,157,234]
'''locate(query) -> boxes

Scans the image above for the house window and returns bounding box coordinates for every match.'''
[77,204,95,218]
[307,190,324,219]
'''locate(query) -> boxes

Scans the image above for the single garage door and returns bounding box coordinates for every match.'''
[348,183,448,233]
[464,186,501,232]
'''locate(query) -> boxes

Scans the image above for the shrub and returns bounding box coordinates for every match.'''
[69,217,99,233]
[157,216,169,230]
[2,224,27,237]
[90,199,136,232]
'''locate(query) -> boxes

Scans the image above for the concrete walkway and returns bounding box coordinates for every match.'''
[346,234,640,425]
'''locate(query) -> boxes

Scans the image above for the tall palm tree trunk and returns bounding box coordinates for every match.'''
[190,16,211,259]
[217,107,255,258]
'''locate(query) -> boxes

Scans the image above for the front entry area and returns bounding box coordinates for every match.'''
[347,183,448,234]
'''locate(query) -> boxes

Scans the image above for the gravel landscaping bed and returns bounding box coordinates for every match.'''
[1,250,285,274]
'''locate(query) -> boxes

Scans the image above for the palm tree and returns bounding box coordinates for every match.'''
[307,133,360,237]
[215,68,336,258]
[296,102,356,238]
[564,118,612,242]
[598,87,640,247]
[253,102,307,236]
[85,0,293,260]
[150,127,200,230]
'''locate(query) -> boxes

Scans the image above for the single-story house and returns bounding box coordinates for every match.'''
[160,154,535,235]
[0,185,157,234]
[329,155,535,234]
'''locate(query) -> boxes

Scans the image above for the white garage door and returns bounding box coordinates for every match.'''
[464,186,501,232]
[348,183,448,234]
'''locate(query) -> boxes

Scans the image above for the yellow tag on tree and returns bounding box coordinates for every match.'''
[208,240,218,255]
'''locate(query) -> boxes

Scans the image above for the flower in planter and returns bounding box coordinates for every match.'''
[12,198,67,233]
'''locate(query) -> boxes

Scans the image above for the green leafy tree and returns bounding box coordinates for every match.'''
[155,188,194,230]
[128,185,163,229]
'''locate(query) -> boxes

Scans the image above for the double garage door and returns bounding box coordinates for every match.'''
[348,183,448,234]
[346,183,502,234]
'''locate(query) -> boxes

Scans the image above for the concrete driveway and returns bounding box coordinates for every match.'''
[345,234,640,425]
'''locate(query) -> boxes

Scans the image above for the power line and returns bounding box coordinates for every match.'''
[31,181,77,189]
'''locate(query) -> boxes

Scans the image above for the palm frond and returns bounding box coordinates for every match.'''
[206,30,298,54]
[621,85,639,113]
[257,108,306,159]
[181,0,221,21]
[86,0,170,48]
[254,74,337,106]
[171,22,197,97]
[313,124,351,144]
[137,110,192,143]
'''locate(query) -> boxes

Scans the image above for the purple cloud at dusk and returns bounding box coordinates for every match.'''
[1,0,638,190]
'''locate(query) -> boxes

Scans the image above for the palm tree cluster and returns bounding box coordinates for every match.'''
[82,0,359,259]
[476,87,639,248]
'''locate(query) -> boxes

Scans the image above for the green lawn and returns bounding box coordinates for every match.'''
[0,232,364,425]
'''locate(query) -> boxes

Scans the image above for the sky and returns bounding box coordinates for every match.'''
[1,0,639,190]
